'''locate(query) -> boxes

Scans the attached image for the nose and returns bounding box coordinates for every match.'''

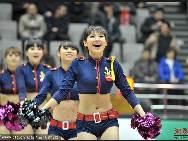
[67,47,73,52]
[94,36,100,41]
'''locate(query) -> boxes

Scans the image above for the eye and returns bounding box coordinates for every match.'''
[71,48,76,51]
[99,35,105,38]
[90,35,95,38]
[8,54,13,57]
[63,46,68,50]
[30,47,35,50]
[38,47,42,50]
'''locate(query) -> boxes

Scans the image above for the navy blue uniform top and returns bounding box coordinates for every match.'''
[0,69,19,94]
[16,62,51,101]
[33,67,79,106]
[52,55,140,108]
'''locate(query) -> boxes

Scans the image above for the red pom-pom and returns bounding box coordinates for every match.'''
[131,112,162,140]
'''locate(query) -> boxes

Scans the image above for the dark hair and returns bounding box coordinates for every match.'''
[25,38,44,51]
[82,25,108,42]
[58,40,79,53]
[4,46,21,57]
[162,20,171,29]
[81,25,108,56]
[166,48,176,55]
[154,6,165,13]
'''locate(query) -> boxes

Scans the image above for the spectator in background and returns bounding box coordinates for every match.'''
[145,20,177,62]
[67,2,91,23]
[131,48,158,83]
[159,48,184,84]
[140,6,165,43]
[131,48,158,109]
[18,3,47,40]
[118,2,137,26]
[89,2,107,28]
[102,3,122,58]
[159,48,184,105]
[44,4,70,42]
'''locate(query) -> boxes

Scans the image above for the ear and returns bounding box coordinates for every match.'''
[83,40,87,47]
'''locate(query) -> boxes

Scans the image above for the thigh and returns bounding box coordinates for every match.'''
[77,132,97,140]
[0,125,11,134]
[100,126,119,140]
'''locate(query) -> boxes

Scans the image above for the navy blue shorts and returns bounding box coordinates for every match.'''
[48,125,77,140]
[76,118,119,138]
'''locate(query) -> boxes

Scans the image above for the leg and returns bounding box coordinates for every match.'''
[100,126,119,140]
[77,132,97,140]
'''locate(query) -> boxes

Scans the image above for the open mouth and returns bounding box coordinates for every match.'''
[33,55,39,59]
[93,45,101,48]
[66,54,73,57]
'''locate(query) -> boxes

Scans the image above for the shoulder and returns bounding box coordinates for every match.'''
[76,56,86,61]
[0,69,5,75]
[106,56,118,65]
[17,63,27,69]
[42,64,52,69]
[50,67,58,71]
[106,56,116,62]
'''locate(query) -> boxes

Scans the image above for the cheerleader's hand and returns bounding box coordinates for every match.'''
[39,108,52,129]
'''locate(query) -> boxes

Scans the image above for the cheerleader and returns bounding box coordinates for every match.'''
[16,38,51,135]
[0,47,21,134]
[33,41,79,140]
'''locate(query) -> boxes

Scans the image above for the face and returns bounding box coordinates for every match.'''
[142,50,150,60]
[56,5,67,17]
[58,46,77,63]
[27,4,38,15]
[84,31,107,58]
[5,52,21,69]
[160,23,170,35]
[167,51,175,60]
[155,10,164,21]
[26,44,43,65]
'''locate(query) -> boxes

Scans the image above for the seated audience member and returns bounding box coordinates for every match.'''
[145,20,178,62]
[140,6,165,43]
[159,48,185,105]
[159,48,184,84]
[131,48,158,109]
[131,48,158,83]
[45,4,70,41]
[18,3,47,40]
[102,3,122,57]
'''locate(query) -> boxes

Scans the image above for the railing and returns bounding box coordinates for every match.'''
[134,83,188,118]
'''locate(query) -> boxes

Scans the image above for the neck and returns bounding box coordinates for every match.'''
[89,52,103,60]
[7,66,16,72]
[29,61,39,67]
[61,62,71,71]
